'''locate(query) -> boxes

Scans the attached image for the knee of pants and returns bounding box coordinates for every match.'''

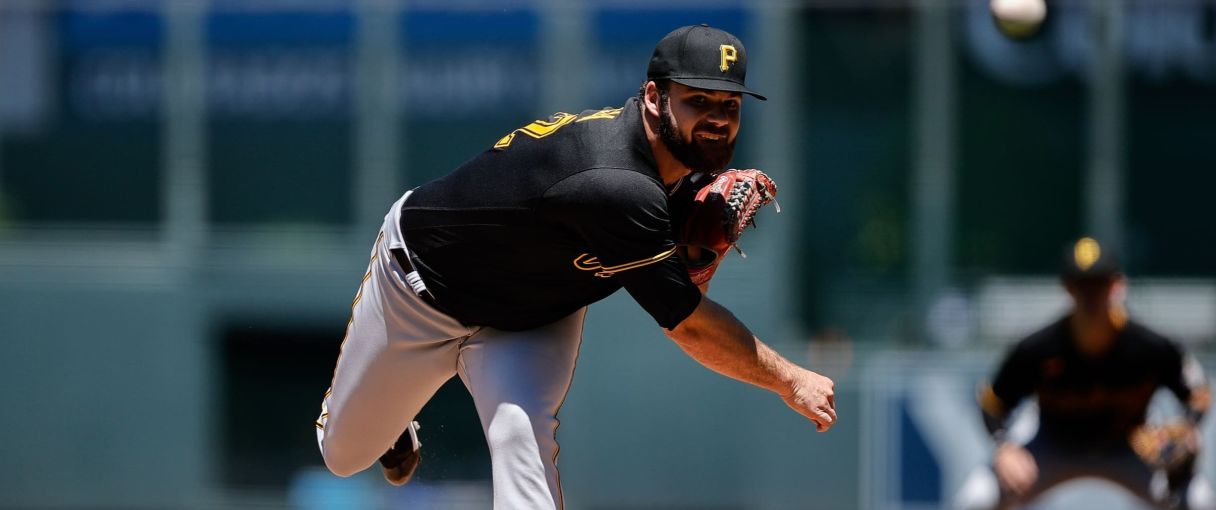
[485,404,552,457]
[319,428,378,478]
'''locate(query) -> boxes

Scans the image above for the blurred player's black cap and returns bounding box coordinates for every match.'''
[1060,236,1122,281]
[647,24,766,101]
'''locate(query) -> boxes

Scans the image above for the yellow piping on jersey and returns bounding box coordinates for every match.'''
[573,246,678,278]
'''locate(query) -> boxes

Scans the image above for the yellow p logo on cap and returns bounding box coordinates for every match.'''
[720,44,737,72]
[1074,237,1101,271]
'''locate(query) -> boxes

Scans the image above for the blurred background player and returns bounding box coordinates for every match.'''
[954,237,1215,510]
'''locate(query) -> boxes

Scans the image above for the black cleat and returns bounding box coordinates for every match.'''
[378,421,422,487]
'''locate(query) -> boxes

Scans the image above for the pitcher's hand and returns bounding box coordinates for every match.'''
[781,370,836,432]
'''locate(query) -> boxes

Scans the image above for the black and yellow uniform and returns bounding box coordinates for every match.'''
[955,315,1214,510]
[986,316,1202,446]
[401,97,702,332]
[319,25,777,510]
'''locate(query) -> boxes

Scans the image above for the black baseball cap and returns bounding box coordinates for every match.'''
[1060,236,1122,280]
[647,24,766,101]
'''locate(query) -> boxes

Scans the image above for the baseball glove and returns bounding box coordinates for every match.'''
[1130,420,1200,474]
[677,169,779,286]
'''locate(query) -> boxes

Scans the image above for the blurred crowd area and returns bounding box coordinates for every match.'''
[0,0,1213,509]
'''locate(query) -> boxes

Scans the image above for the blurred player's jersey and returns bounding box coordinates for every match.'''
[991,317,1199,445]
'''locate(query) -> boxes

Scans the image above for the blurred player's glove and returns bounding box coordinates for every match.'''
[1130,421,1200,474]
[677,169,778,286]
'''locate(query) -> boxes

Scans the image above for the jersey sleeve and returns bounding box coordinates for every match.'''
[547,168,702,329]
[1159,334,1210,421]
[989,340,1037,417]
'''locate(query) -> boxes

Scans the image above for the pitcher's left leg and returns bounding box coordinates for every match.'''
[457,308,587,510]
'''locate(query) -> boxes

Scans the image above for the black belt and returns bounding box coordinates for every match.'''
[390,247,414,273]
[389,247,446,312]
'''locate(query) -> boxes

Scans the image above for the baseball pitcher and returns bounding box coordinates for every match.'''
[314,25,836,510]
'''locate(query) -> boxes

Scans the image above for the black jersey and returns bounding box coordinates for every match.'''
[399,97,703,331]
[991,316,1197,445]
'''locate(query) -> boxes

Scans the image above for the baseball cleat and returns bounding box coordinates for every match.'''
[378,421,422,486]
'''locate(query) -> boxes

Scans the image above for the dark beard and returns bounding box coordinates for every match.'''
[658,96,735,175]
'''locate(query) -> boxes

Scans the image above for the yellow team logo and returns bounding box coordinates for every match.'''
[573,254,605,275]
[573,248,677,278]
[1074,237,1101,271]
[720,44,738,72]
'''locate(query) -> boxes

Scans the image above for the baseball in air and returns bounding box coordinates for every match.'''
[990,0,1047,39]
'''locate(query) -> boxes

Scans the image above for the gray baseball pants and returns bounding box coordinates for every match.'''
[953,433,1216,510]
[316,192,585,510]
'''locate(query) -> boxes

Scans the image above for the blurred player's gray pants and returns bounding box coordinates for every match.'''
[316,191,584,510]
[953,434,1216,510]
